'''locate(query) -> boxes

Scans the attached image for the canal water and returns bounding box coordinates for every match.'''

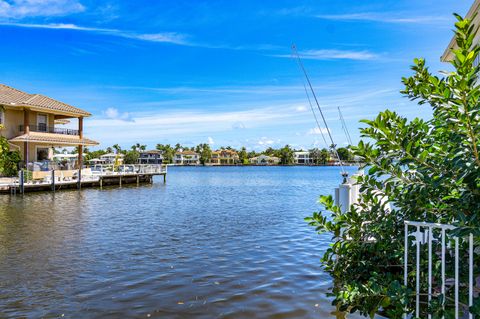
[0,166,359,318]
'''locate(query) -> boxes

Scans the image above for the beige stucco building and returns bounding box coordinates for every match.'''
[0,84,98,168]
[210,149,239,165]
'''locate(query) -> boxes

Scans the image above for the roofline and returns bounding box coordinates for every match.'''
[0,103,91,117]
[441,0,480,62]
[26,105,91,117]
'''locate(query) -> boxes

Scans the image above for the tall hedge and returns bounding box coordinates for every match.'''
[307,15,480,318]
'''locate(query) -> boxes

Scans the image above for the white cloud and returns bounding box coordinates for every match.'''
[308,127,329,135]
[257,137,275,146]
[207,137,214,145]
[132,32,187,44]
[72,84,399,148]
[0,0,85,19]
[273,49,379,61]
[85,103,310,146]
[103,107,134,122]
[232,121,246,129]
[295,105,307,112]
[315,13,449,24]
[0,22,188,45]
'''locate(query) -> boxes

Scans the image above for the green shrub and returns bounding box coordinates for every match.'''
[0,136,21,176]
[307,14,480,318]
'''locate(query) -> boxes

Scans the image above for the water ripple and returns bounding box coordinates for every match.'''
[0,166,361,318]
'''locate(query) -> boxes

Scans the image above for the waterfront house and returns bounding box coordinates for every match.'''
[138,150,163,164]
[99,152,124,165]
[0,84,98,169]
[53,152,85,169]
[174,150,200,165]
[210,149,239,165]
[249,154,280,165]
[294,151,312,165]
[441,0,480,63]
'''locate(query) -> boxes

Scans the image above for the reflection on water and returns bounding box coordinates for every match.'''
[0,166,359,318]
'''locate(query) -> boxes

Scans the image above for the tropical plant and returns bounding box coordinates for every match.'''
[238,147,248,164]
[0,136,21,176]
[278,145,295,165]
[309,147,330,165]
[336,146,352,162]
[306,14,480,318]
[85,149,107,161]
[124,150,139,164]
[112,144,121,154]
[263,147,276,156]
[156,144,175,163]
[195,143,212,165]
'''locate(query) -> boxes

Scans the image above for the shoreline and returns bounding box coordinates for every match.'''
[168,164,359,167]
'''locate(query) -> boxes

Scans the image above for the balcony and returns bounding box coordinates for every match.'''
[19,124,79,136]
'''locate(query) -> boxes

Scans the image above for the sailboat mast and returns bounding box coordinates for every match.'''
[303,82,329,148]
[292,44,346,175]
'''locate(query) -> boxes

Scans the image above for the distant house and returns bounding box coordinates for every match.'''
[53,152,85,162]
[210,149,239,165]
[174,150,199,165]
[53,152,85,169]
[250,154,280,165]
[294,151,312,165]
[138,150,163,164]
[99,152,124,164]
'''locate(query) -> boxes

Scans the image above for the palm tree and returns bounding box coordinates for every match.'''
[112,144,121,154]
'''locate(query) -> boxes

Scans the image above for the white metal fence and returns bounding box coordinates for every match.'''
[89,164,167,175]
[404,221,475,319]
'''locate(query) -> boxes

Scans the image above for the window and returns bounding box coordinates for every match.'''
[37,114,47,132]
[0,110,4,126]
[37,147,49,161]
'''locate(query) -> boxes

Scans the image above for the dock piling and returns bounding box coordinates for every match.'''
[77,169,82,190]
[19,170,24,194]
[51,170,55,192]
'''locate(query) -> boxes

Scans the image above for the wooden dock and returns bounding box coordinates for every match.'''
[0,164,167,194]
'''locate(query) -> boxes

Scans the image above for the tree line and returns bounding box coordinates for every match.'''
[67,143,354,165]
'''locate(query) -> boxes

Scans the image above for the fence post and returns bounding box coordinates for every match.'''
[469,233,473,319]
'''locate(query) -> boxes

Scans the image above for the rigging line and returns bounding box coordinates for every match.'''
[291,44,346,174]
[303,82,329,148]
[338,106,353,146]
[338,106,360,166]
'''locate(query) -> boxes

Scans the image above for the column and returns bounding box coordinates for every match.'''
[23,109,29,163]
[78,117,83,169]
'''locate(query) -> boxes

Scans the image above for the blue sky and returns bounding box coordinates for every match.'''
[0,0,472,151]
